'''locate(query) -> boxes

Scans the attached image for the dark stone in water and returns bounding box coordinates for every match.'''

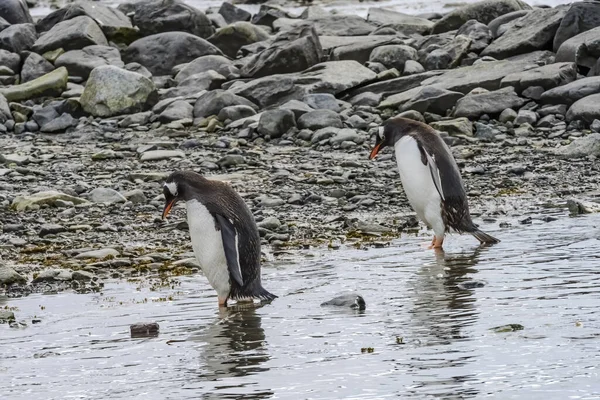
[321,293,366,311]
[491,324,524,333]
[130,322,159,338]
[458,281,486,290]
[519,216,533,225]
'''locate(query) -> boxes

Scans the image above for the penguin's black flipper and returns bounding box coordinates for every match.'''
[214,213,244,287]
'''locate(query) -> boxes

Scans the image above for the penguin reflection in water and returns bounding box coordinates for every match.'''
[162,171,277,307]
[369,117,499,249]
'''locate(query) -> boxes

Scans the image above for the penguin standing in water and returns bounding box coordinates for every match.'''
[162,170,277,307]
[369,117,499,249]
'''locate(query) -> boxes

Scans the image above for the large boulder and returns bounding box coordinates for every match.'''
[21,52,55,83]
[500,62,577,93]
[32,16,107,54]
[540,76,600,106]
[122,0,214,38]
[309,15,377,36]
[379,86,463,115]
[123,32,223,76]
[241,25,323,78]
[481,7,567,59]
[0,67,68,102]
[565,94,600,124]
[36,1,136,43]
[554,1,600,52]
[420,59,536,93]
[295,60,377,95]
[453,86,526,119]
[208,22,269,58]
[555,26,600,70]
[369,44,417,72]
[432,0,531,34]
[0,23,36,53]
[80,65,158,117]
[55,45,124,79]
[366,7,434,35]
[174,55,239,82]
[193,90,257,119]
[0,0,33,24]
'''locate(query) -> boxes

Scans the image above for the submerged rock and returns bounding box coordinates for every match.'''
[130,322,159,338]
[321,293,366,311]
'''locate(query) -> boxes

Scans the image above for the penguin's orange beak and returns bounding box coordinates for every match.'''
[369,143,382,160]
[162,199,175,220]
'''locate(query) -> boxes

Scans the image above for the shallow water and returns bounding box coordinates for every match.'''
[2,211,600,399]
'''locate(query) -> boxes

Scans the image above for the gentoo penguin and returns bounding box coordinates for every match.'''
[369,117,499,249]
[161,170,277,306]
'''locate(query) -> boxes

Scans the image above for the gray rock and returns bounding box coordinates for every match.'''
[32,16,107,54]
[302,93,339,112]
[72,270,95,281]
[218,105,256,122]
[119,111,152,127]
[125,0,213,38]
[55,45,123,80]
[499,108,517,122]
[481,7,567,59]
[175,55,239,82]
[0,49,20,74]
[298,109,342,130]
[556,132,600,157]
[0,0,33,24]
[398,109,426,122]
[432,0,531,34]
[367,7,433,35]
[457,19,492,52]
[423,48,452,70]
[39,223,66,237]
[500,62,577,93]
[540,76,600,105]
[328,35,400,65]
[0,94,10,124]
[330,128,362,146]
[158,100,193,122]
[80,65,158,117]
[124,62,152,78]
[280,99,313,119]
[217,154,245,167]
[241,25,322,78]
[229,75,304,109]
[11,190,89,211]
[0,153,29,165]
[521,85,545,100]
[0,264,26,285]
[176,70,225,91]
[310,15,377,36]
[514,109,537,125]
[346,70,442,98]
[218,2,250,24]
[208,21,269,58]
[0,67,68,102]
[0,23,36,53]
[348,92,381,107]
[554,2,600,52]
[32,269,73,282]
[251,4,290,28]
[566,94,600,125]
[130,322,159,338]
[123,189,147,204]
[296,60,377,96]
[36,1,135,43]
[0,16,9,32]
[474,121,499,139]
[423,34,472,70]
[74,247,119,259]
[420,59,536,93]
[538,104,567,117]
[591,119,600,133]
[567,198,600,214]
[257,216,281,230]
[453,87,526,119]
[257,109,296,138]
[430,117,473,136]
[89,187,126,204]
[123,32,223,76]
[369,44,417,72]
[193,90,257,119]
[403,60,425,75]
[40,112,76,133]
[321,293,366,310]
[488,10,530,38]
[140,149,185,162]
[32,105,58,127]
[380,86,463,115]
[21,52,54,83]
[555,26,600,70]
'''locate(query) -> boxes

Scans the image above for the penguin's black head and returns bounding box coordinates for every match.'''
[162,177,180,220]
[162,171,212,219]
[369,117,423,160]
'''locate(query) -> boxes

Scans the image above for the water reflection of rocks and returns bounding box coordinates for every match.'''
[402,246,489,399]
[189,307,273,399]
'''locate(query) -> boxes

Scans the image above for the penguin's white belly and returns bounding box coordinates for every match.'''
[394,136,446,237]
[185,200,231,298]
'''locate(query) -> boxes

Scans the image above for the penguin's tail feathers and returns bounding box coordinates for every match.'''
[470,229,500,245]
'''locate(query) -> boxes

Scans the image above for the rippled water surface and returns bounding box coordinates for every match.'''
[2,212,600,399]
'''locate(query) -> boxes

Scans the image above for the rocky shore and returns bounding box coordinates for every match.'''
[1,0,600,296]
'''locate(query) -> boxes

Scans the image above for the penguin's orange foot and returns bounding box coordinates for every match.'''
[218,296,228,307]
[427,236,444,249]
